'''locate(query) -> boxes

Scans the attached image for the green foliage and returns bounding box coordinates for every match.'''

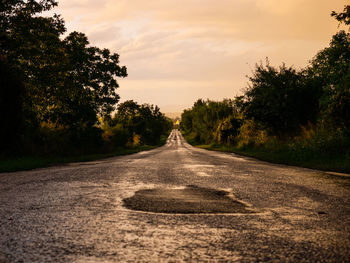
[215,116,242,145]
[0,144,163,173]
[0,1,169,159]
[0,60,24,151]
[107,100,172,146]
[1,0,66,131]
[235,119,268,148]
[181,99,241,144]
[331,5,350,26]
[18,124,103,156]
[0,0,130,156]
[109,124,130,147]
[58,32,127,128]
[308,31,350,129]
[243,60,321,136]
[182,5,350,172]
[290,125,350,158]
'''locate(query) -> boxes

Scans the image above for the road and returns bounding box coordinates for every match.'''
[0,129,350,262]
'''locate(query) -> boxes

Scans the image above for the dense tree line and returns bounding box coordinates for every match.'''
[102,100,173,148]
[181,99,242,144]
[0,1,170,156]
[181,5,350,159]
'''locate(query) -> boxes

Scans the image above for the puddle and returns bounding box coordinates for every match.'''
[123,185,253,214]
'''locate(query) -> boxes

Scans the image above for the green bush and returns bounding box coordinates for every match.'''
[110,124,130,147]
[236,120,268,149]
[291,126,350,157]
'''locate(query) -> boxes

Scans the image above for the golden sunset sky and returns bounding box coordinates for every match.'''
[53,0,348,112]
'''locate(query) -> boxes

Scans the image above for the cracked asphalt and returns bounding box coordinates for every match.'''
[0,129,350,262]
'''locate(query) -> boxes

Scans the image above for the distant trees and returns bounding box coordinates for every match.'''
[104,100,173,146]
[181,99,241,144]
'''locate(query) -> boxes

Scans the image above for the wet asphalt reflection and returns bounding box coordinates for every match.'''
[0,129,350,262]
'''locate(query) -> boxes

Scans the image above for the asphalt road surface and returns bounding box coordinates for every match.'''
[1,129,350,262]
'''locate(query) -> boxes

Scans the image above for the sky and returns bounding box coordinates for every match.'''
[52,0,348,113]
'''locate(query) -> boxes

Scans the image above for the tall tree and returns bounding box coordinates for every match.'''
[243,61,321,136]
[0,0,65,128]
[51,31,127,128]
[0,0,127,131]
[0,60,24,151]
[308,5,350,129]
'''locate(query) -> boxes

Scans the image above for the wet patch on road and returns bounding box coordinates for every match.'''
[123,185,253,214]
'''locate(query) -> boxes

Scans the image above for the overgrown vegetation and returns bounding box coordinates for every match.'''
[181,5,350,173]
[102,100,173,149]
[0,1,172,170]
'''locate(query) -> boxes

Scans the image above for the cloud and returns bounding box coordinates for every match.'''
[83,0,344,40]
[53,0,347,111]
[57,0,344,41]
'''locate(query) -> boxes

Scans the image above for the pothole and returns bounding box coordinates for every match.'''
[123,185,253,214]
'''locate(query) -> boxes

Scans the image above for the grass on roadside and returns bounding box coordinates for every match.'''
[183,136,350,174]
[0,135,168,173]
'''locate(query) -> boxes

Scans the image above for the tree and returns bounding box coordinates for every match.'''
[307,5,350,130]
[215,116,242,145]
[180,99,240,144]
[308,31,350,129]
[243,60,321,136]
[51,31,127,129]
[110,100,172,145]
[1,0,66,128]
[0,60,24,151]
[181,109,194,134]
[331,5,350,26]
[0,0,127,131]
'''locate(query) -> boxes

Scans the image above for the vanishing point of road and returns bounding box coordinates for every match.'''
[1,130,350,262]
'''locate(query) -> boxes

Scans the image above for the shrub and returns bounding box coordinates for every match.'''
[291,125,350,157]
[110,124,130,147]
[236,120,268,148]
